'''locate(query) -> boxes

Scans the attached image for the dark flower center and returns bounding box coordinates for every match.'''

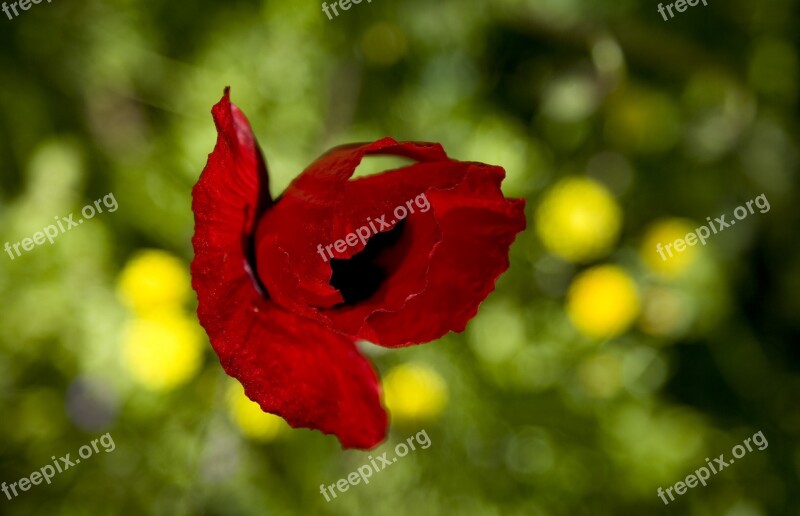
[329,219,407,305]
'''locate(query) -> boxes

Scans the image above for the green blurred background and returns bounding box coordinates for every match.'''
[1,0,799,514]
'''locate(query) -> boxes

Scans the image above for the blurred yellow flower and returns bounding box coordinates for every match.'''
[117,249,192,315]
[640,219,699,277]
[383,363,448,424]
[121,312,204,391]
[535,178,622,263]
[226,380,287,442]
[567,265,639,339]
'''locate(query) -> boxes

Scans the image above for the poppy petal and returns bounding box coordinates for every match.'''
[358,164,527,346]
[253,138,526,346]
[191,87,272,365]
[226,308,387,449]
[192,90,386,449]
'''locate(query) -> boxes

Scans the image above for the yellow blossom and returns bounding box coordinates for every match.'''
[536,178,622,262]
[383,363,448,424]
[117,249,192,315]
[567,265,640,339]
[640,219,699,277]
[121,311,204,391]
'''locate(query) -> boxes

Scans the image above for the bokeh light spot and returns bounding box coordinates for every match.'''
[121,312,204,391]
[536,177,622,263]
[117,250,192,315]
[383,363,448,424]
[640,218,699,277]
[566,265,639,339]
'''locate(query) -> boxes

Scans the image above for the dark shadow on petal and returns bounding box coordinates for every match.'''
[329,220,407,305]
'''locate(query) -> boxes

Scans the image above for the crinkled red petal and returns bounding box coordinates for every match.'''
[254,138,527,346]
[358,164,526,346]
[191,89,386,449]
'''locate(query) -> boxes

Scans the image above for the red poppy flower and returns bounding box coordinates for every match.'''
[191,88,526,449]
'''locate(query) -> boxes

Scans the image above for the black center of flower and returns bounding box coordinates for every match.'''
[329,219,407,305]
